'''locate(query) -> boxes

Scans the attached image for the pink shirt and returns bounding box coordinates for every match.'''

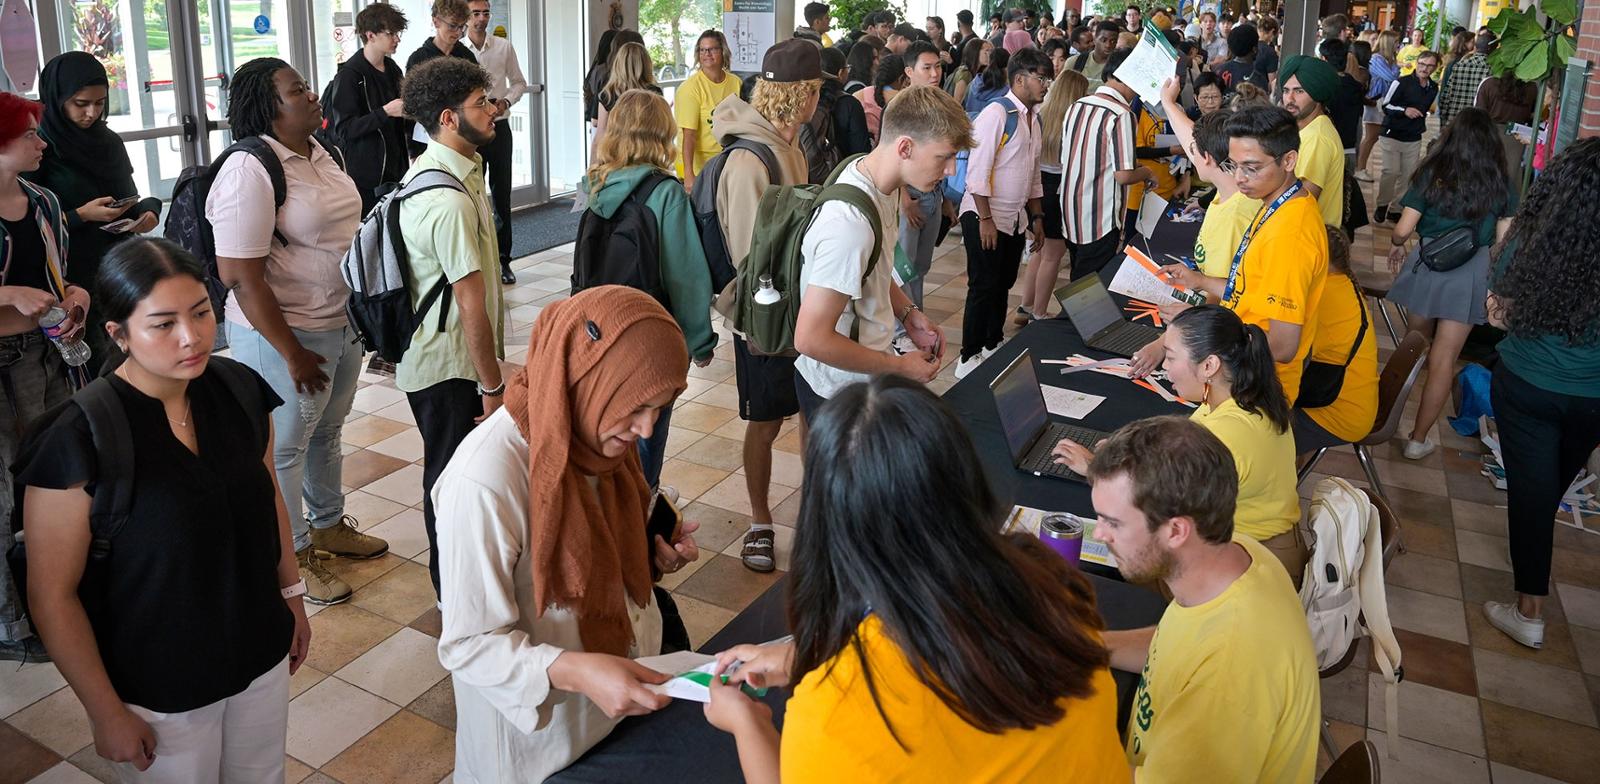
[856,87,888,143]
[960,90,1045,235]
[206,136,362,332]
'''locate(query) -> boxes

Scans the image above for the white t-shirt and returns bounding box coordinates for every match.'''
[795,158,900,399]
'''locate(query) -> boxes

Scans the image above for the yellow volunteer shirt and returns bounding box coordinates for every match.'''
[1397,43,1425,75]
[1298,116,1345,228]
[1303,273,1380,442]
[1191,399,1301,540]
[783,615,1131,783]
[1126,536,1321,783]
[1194,191,1261,277]
[673,69,741,177]
[1221,193,1328,404]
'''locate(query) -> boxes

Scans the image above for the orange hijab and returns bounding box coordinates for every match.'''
[503,286,689,656]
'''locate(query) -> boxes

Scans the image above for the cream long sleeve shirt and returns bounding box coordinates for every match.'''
[464,33,528,107]
[435,407,663,783]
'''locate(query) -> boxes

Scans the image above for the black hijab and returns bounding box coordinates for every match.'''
[39,52,133,178]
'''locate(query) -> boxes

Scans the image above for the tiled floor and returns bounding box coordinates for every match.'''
[4,165,1596,783]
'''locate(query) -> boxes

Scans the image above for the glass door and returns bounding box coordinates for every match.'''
[539,0,585,200]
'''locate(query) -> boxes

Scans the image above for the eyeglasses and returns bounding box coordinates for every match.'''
[1219,156,1282,178]
[437,18,467,32]
[456,95,492,113]
[1026,72,1053,88]
[696,47,721,55]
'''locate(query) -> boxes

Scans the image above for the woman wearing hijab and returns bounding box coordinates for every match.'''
[26,52,161,361]
[435,286,702,783]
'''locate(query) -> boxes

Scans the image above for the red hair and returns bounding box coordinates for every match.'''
[0,93,43,147]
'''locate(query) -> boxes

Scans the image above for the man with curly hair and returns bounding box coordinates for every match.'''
[397,56,506,599]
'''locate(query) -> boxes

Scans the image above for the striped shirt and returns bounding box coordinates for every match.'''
[1060,86,1137,244]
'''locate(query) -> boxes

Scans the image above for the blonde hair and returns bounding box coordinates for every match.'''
[751,78,822,128]
[586,90,676,191]
[1117,32,1139,49]
[601,42,656,104]
[1374,30,1399,62]
[880,85,976,150]
[1039,70,1088,168]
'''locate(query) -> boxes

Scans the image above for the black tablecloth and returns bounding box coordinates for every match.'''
[550,573,1168,782]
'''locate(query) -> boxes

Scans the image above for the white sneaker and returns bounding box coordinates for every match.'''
[953,353,987,380]
[891,335,918,355]
[1484,601,1544,649]
[1402,439,1437,460]
[657,485,680,506]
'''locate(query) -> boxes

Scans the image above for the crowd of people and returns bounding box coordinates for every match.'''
[0,1,1597,782]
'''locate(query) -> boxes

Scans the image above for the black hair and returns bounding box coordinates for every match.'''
[1007,47,1053,85]
[846,34,883,85]
[1169,305,1292,433]
[1191,106,1233,161]
[1193,70,1225,100]
[979,47,1010,91]
[590,29,618,69]
[1043,38,1070,58]
[803,2,829,24]
[1408,107,1510,226]
[1224,104,1300,158]
[1162,29,1183,49]
[790,376,1110,743]
[957,9,973,25]
[1226,23,1259,57]
[1350,40,1373,70]
[1102,47,1135,82]
[872,54,907,106]
[1095,19,1121,35]
[990,12,1003,23]
[820,46,847,78]
[402,56,491,136]
[355,3,407,44]
[226,57,290,141]
[865,10,894,28]
[1318,37,1349,68]
[904,40,940,67]
[1474,32,1495,54]
[96,237,210,326]
[1072,24,1093,44]
[960,36,987,77]
[1494,138,1600,346]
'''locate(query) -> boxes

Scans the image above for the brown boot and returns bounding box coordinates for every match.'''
[297,547,353,606]
[311,516,390,560]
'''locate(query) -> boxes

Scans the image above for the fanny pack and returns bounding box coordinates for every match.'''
[1298,276,1367,409]
[1417,225,1479,272]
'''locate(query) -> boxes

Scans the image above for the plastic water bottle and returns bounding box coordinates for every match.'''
[753,275,782,306]
[38,306,92,367]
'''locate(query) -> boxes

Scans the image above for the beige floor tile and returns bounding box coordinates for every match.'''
[362,463,427,506]
[670,401,739,434]
[341,489,409,531]
[285,677,399,768]
[350,561,438,626]
[1574,625,1600,676]
[1474,648,1598,727]
[685,358,736,383]
[351,384,408,414]
[325,552,406,592]
[0,662,67,719]
[670,593,738,650]
[1366,672,1485,756]
[1489,762,1570,783]
[1450,500,1506,536]
[284,756,314,783]
[771,492,803,527]
[740,448,804,488]
[657,459,729,503]
[1321,639,1370,726]
[697,473,795,518]
[1558,583,1600,630]
[371,400,417,426]
[369,429,426,464]
[678,501,754,554]
[678,375,717,404]
[7,686,90,757]
[694,383,742,411]
[323,711,455,784]
[674,434,746,472]
[337,627,449,706]
[675,553,784,613]
[1455,530,1512,573]
[1386,584,1470,644]
[24,762,99,783]
[1364,731,1491,784]
[65,742,120,783]
[288,664,328,700]
[663,424,705,459]
[406,677,457,731]
[305,603,403,674]
[366,509,430,560]
[1385,551,1463,599]
[340,449,410,491]
[341,415,413,448]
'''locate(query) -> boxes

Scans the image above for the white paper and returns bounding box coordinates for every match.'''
[1117,22,1180,108]
[1041,386,1105,419]
[412,122,430,145]
[1108,253,1184,304]
[636,651,720,703]
[724,7,776,73]
[1136,192,1168,239]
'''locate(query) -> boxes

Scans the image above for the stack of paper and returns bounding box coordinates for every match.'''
[1109,247,1205,306]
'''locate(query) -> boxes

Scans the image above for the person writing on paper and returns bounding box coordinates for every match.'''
[434,286,702,783]
[703,376,1129,783]
[1054,305,1305,578]
[1130,106,1328,406]
[1155,77,1259,295]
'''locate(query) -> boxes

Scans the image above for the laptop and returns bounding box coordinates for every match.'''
[1054,275,1164,357]
[989,349,1108,482]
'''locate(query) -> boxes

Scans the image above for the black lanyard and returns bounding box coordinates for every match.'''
[1224,180,1303,302]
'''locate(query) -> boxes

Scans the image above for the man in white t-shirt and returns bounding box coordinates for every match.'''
[792,85,975,420]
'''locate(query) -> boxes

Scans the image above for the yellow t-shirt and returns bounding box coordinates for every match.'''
[1397,43,1425,76]
[1128,110,1178,206]
[1303,273,1380,442]
[1191,399,1301,540]
[1298,115,1345,228]
[1221,193,1328,405]
[1194,191,1261,277]
[1126,536,1321,783]
[673,69,741,178]
[783,615,1131,783]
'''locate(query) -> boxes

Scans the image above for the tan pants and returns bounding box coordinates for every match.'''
[1262,529,1309,591]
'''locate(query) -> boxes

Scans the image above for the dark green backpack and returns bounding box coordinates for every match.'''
[719,155,883,357]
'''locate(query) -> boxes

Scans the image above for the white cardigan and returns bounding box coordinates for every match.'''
[434,408,663,783]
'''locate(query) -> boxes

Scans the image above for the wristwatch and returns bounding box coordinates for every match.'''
[898,303,921,322]
[281,578,307,600]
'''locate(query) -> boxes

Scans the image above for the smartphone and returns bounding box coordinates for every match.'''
[107,195,139,209]
[100,218,136,234]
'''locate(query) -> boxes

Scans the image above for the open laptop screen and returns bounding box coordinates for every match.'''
[988,350,1048,463]
[1055,275,1122,339]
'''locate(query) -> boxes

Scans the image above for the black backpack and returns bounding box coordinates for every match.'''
[797,89,841,185]
[165,136,346,325]
[5,357,265,616]
[571,171,678,305]
[689,139,779,296]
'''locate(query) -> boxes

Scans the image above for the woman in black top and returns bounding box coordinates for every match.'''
[26,52,161,361]
[21,238,309,778]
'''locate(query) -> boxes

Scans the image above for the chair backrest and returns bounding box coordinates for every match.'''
[1361,330,1428,445]
[1319,739,1381,784]
[1360,487,1405,569]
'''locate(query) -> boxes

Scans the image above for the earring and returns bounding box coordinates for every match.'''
[1202,378,1212,404]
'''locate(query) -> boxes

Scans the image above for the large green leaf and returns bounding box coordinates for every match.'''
[1490,33,1540,75]
[1555,32,1577,64]
[1514,41,1549,81]
[1542,0,1578,26]
[1486,7,1516,36]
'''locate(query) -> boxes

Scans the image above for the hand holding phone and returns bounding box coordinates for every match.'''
[107,195,139,209]
[100,218,136,234]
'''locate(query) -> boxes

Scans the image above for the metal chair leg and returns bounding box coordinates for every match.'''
[1298,447,1329,486]
[1373,297,1401,346]
[1355,444,1389,503]
[1321,721,1338,759]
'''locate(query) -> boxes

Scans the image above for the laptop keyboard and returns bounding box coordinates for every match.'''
[1094,324,1159,356]
[1021,424,1106,475]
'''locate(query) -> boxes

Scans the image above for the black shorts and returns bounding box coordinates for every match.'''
[1041,170,1065,240]
[733,336,799,421]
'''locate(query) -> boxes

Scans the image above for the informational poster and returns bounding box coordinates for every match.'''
[1117,21,1180,108]
[491,1,509,38]
[724,0,775,73]
[330,11,357,65]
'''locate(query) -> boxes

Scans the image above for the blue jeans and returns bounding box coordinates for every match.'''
[229,322,363,552]
[636,404,673,490]
[898,186,943,307]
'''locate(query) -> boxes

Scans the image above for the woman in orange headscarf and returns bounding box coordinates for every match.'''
[434,286,701,783]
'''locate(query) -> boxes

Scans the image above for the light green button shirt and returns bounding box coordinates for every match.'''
[395,142,505,393]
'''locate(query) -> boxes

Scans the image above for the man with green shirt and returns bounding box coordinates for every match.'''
[397,56,507,599]
[1277,55,1346,228]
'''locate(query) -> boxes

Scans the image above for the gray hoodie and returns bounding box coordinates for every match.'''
[711,96,811,265]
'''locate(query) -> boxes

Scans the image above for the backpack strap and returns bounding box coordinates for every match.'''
[226,137,292,247]
[311,135,348,172]
[71,378,135,552]
[389,169,472,333]
[1356,492,1403,759]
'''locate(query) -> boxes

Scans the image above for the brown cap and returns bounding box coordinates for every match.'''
[762,38,822,82]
